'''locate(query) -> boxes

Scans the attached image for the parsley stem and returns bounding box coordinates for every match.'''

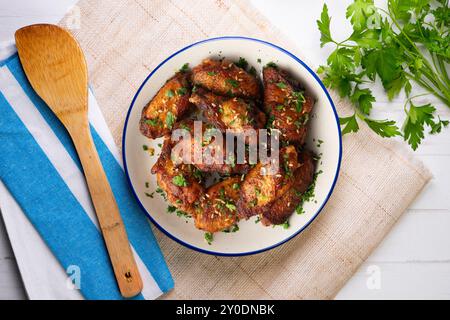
[404,71,449,105]
[403,93,431,113]
[430,53,450,92]
[380,5,450,103]
[437,56,450,88]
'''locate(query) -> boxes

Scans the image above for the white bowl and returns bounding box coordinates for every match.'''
[123,37,342,256]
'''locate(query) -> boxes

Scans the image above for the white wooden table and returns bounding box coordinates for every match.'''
[0,0,449,300]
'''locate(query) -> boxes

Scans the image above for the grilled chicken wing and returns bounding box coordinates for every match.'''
[237,145,300,219]
[194,177,241,233]
[151,136,204,215]
[169,119,250,175]
[191,59,260,99]
[263,66,314,143]
[261,151,315,225]
[189,88,266,133]
[140,71,192,139]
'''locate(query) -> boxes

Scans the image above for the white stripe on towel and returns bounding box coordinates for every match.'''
[0,67,162,300]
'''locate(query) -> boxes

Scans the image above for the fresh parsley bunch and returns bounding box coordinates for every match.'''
[317,0,449,150]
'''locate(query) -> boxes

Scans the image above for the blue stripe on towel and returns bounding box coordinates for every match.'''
[0,91,135,300]
[6,57,173,293]
[0,55,173,299]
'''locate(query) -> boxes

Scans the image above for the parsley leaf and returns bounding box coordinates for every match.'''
[317,0,450,150]
[328,47,355,72]
[179,63,189,73]
[317,4,333,47]
[204,232,213,245]
[364,118,401,138]
[346,0,375,31]
[351,87,375,114]
[226,79,239,88]
[235,57,248,69]
[403,103,436,150]
[339,113,360,135]
[276,82,287,89]
[172,174,188,187]
[165,111,176,129]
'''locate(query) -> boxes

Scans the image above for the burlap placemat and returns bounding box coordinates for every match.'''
[59,0,432,299]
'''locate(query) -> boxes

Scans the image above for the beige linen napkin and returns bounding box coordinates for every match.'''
[59,0,431,299]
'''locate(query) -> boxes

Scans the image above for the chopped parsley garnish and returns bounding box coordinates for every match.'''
[165,111,176,129]
[223,224,240,233]
[280,220,290,229]
[166,89,175,98]
[276,82,287,89]
[207,71,217,76]
[257,58,262,64]
[294,169,323,214]
[317,139,324,147]
[293,91,305,112]
[155,186,167,200]
[204,232,213,245]
[193,168,203,180]
[179,63,189,73]
[266,61,278,68]
[177,87,187,95]
[145,182,149,188]
[142,145,148,151]
[167,205,177,213]
[295,206,305,215]
[172,174,188,187]
[226,79,239,88]
[232,183,240,190]
[276,105,285,111]
[235,57,248,69]
[249,66,257,76]
[225,202,237,212]
[176,209,190,218]
[145,192,154,198]
[145,118,160,126]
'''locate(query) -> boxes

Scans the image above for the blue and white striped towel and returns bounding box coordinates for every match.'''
[0,53,173,300]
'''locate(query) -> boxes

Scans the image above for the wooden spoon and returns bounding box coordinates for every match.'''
[15,24,143,298]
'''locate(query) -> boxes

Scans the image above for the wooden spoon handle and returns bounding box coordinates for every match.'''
[67,116,143,298]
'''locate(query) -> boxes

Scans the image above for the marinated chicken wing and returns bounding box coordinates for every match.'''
[151,136,204,215]
[169,119,250,175]
[261,151,315,225]
[263,65,314,143]
[237,145,300,219]
[194,177,241,233]
[191,59,260,99]
[140,71,192,139]
[189,88,266,133]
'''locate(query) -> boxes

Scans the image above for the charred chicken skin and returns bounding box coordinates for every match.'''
[194,177,241,233]
[263,66,314,144]
[189,87,266,133]
[142,61,319,233]
[261,151,315,225]
[151,136,204,215]
[140,71,192,139]
[168,119,250,175]
[191,58,260,100]
[237,145,300,219]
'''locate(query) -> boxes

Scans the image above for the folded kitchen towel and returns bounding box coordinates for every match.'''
[56,0,433,299]
[0,54,173,300]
